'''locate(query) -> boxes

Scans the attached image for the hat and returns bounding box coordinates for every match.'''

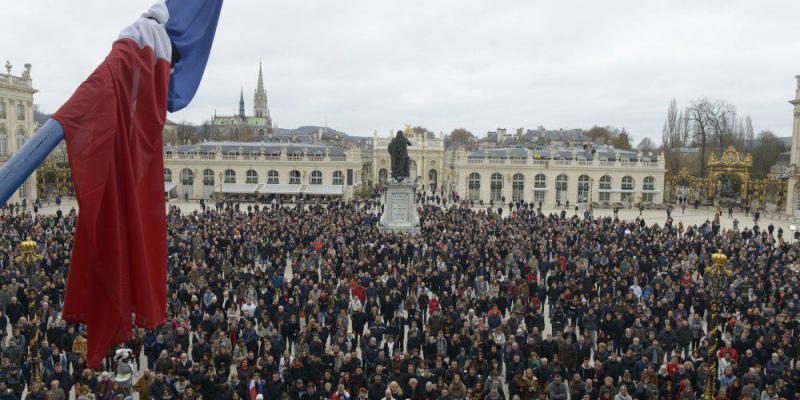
[257,395,264,400]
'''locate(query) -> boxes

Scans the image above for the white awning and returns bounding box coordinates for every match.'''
[303,185,344,196]
[532,187,549,191]
[257,184,302,195]
[215,183,261,194]
[612,189,635,193]
[597,188,612,192]
[642,189,662,193]
[164,182,177,193]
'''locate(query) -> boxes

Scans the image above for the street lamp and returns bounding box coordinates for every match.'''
[702,251,731,400]
[15,238,43,386]
[15,237,42,283]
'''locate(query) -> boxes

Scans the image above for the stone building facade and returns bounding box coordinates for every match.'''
[0,61,37,204]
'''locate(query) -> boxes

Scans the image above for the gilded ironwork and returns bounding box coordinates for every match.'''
[748,173,787,210]
[707,146,751,201]
[665,168,708,203]
[35,145,74,201]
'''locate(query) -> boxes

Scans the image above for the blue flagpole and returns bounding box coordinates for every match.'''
[0,118,63,206]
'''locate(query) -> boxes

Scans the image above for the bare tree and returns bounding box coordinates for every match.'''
[751,130,788,178]
[637,137,656,152]
[686,98,735,177]
[744,115,754,150]
[445,128,477,150]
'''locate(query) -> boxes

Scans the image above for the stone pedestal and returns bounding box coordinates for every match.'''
[379,179,420,234]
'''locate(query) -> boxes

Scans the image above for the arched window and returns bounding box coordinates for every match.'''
[289,170,301,184]
[310,170,322,185]
[333,170,344,185]
[15,128,25,150]
[556,174,568,205]
[621,176,634,202]
[512,173,524,202]
[164,168,172,183]
[180,168,193,185]
[0,102,6,119]
[378,169,388,184]
[490,173,503,202]
[16,104,24,121]
[246,169,258,184]
[468,172,481,201]
[224,169,236,184]
[428,169,438,192]
[643,176,655,202]
[268,170,279,184]
[534,174,546,204]
[203,169,214,186]
[578,175,590,203]
[599,175,611,202]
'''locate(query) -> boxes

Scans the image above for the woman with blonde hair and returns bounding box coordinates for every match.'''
[389,381,404,398]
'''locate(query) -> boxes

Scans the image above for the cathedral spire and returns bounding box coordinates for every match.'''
[238,87,245,118]
[253,61,270,121]
[256,61,265,99]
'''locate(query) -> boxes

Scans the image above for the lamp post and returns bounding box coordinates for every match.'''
[15,237,42,283]
[14,238,43,387]
[702,251,731,400]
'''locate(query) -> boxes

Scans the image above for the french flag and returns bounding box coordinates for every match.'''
[50,0,222,367]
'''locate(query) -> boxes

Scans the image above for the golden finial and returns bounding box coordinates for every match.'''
[403,124,413,137]
[15,238,42,265]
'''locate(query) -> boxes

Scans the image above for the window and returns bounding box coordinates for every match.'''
[643,176,655,203]
[16,104,24,121]
[577,175,590,203]
[378,169,388,184]
[224,169,236,184]
[490,173,503,202]
[246,169,258,184]
[180,169,193,185]
[599,175,611,202]
[164,168,172,183]
[556,175,568,205]
[512,173,524,202]
[468,172,481,201]
[18,180,29,199]
[534,174,546,204]
[268,170,279,184]
[310,170,323,185]
[203,169,214,186]
[0,128,6,156]
[0,102,6,119]
[621,176,634,202]
[333,170,344,185]
[428,169,438,192]
[289,170,301,184]
[15,129,25,150]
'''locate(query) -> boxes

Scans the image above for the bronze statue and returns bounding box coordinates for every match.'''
[388,130,412,180]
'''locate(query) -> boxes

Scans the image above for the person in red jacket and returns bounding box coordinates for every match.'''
[427,294,440,315]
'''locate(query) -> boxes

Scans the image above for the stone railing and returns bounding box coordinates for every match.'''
[164,151,358,163]
[0,74,32,89]
[457,157,663,169]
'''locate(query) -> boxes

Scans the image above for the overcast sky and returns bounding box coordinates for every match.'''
[4,1,800,142]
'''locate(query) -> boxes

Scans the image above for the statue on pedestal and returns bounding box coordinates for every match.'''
[388,130,411,180]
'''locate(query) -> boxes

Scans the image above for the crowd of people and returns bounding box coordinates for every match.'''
[0,198,796,400]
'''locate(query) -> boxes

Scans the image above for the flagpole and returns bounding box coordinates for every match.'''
[0,118,63,206]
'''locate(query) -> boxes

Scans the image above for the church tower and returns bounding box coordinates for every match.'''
[238,87,245,118]
[253,62,270,120]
